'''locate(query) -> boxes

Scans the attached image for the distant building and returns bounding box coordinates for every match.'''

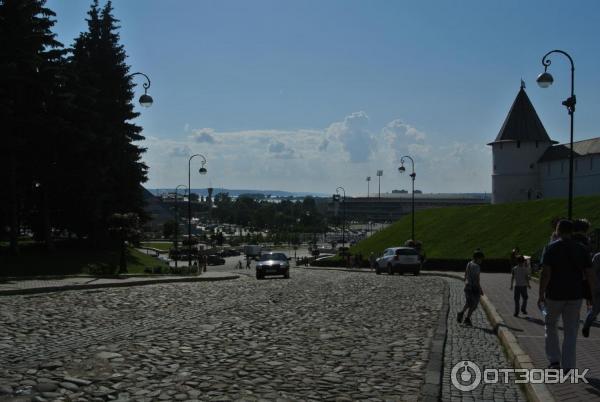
[488,83,600,204]
[320,193,490,222]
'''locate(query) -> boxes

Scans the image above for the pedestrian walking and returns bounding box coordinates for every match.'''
[414,241,426,264]
[510,255,531,317]
[510,246,520,267]
[202,254,208,272]
[582,251,600,338]
[369,252,376,271]
[237,260,243,270]
[538,219,594,370]
[196,252,204,274]
[246,257,251,270]
[457,249,485,327]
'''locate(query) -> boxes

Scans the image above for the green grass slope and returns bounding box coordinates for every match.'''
[1,243,168,276]
[351,195,600,259]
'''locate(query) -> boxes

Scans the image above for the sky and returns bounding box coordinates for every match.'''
[46,0,600,196]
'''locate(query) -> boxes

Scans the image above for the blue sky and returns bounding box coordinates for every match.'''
[47,0,600,195]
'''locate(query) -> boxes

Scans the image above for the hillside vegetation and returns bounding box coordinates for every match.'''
[350,196,600,259]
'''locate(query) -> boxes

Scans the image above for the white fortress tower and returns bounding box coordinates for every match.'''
[488,83,557,204]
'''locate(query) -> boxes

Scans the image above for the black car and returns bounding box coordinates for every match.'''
[206,254,226,265]
[256,252,290,280]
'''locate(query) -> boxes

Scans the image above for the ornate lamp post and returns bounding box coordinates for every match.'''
[537,50,576,219]
[129,72,153,107]
[188,154,207,271]
[333,187,346,249]
[398,156,416,241]
[173,184,187,270]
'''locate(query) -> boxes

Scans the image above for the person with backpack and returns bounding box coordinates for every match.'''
[538,219,595,370]
[457,250,485,327]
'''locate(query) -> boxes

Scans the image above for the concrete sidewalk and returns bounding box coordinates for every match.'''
[0,272,239,296]
[481,272,600,402]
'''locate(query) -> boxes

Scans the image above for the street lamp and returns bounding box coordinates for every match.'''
[366,176,371,199]
[333,187,346,249]
[398,155,416,241]
[129,72,153,107]
[188,154,207,271]
[173,184,187,271]
[537,50,576,219]
[377,170,383,199]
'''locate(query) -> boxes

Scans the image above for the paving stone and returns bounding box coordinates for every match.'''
[1,270,449,400]
[95,352,122,360]
[441,277,526,401]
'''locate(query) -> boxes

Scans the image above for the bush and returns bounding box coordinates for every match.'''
[144,265,166,274]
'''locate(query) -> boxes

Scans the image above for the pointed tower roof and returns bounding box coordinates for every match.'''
[488,84,556,145]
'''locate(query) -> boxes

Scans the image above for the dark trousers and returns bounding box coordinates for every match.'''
[514,286,528,314]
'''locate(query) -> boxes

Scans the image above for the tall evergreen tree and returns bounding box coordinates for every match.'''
[69,0,148,245]
[0,0,64,254]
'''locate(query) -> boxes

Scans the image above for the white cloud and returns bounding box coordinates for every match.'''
[190,128,217,144]
[168,145,192,158]
[382,119,429,163]
[140,114,492,194]
[268,140,298,159]
[325,111,374,163]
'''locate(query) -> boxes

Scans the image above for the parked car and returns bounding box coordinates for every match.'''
[206,254,226,265]
[256,252,290,280]
[219,249,241,257]
[375,247,421,275]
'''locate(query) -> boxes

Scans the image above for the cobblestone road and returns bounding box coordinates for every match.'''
[441,278,526,402]
[1,270,445,401]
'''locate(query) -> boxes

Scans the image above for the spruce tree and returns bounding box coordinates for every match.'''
[0,0,64,254]
[69,0,148,245]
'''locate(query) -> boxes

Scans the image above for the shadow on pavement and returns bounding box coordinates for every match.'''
[585,378,600,398]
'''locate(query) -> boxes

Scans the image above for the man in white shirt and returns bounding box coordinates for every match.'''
[510,255,531,317]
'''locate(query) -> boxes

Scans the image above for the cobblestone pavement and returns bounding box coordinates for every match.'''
[441,278,526,402]
[1,270,445,401]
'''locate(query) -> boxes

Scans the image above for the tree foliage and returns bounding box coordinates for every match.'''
[0,0,149,266]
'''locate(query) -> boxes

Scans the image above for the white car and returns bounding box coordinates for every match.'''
[375,247,421,276]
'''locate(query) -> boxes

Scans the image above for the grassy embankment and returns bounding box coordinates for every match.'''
[0,241,168,276]
[350,195,600,259]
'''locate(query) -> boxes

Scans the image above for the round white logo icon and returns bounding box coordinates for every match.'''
[451,360,482,391]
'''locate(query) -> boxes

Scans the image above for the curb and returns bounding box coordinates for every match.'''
[427,272,555,402]
[302,266,372,273]
[0,275,240,296]
[421,281,450,402]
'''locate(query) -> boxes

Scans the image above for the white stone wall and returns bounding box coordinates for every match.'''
[491,140,553,204]
[539,154,600,198]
